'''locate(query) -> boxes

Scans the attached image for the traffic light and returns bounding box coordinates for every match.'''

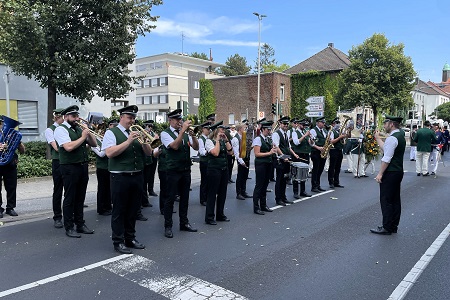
[271,103,277,115]
[408,111,413,119]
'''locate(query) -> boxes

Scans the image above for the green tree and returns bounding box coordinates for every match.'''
[218,54,251,76]
[436,102,450,122]
[263,63,291,73]
[336,33,416,127]
[0,0,162,125]
[190,52,209,60]
[198,79,216,122]
[254,43,276,73]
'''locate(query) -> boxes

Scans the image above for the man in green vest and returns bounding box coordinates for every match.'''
[160,109,199,238]
[54,105,97,238]
[413,120,436,176]
[309,117,328,192]
[44,108,65,228]
[328,117,347,189]
[290,118,313,198]
[103,105,153,254]
[197,121,211,206]
[143,119,158,198]
[371,115,406,235]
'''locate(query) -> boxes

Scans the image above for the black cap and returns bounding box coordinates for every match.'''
[60,105,80,116]
[117,105,138,116]
[53,108,64,115]
[108,119,118,126]
[331,117,340,124]
[199,121,211,129]
[316,117,326,123]
[261,120,274,129]
[210,120,224,131]
[206,113,216,121]
[433,122,439,126]
[383,115,403,123]
[257,117,266,124]
[242,119,248,124]
[167,108,182,119]
[143,120,154,125]
[279,116,290,124]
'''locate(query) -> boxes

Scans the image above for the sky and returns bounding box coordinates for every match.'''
[136,0,450,83]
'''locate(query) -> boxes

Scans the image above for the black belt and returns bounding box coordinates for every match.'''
[113,171,143,176]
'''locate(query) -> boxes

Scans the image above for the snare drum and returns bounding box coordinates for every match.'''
[290,162,309,182]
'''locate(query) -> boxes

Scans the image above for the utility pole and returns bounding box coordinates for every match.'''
[253,12,267,121]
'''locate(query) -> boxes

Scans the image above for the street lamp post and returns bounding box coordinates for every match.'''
[253,12,266,121]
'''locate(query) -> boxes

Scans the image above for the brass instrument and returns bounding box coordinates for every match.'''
[75,118,104,142]
[189,125,202,137]
[320,128,333,159]
[339,116,352,145]
[129,124,162,148]
[272,120,280,132]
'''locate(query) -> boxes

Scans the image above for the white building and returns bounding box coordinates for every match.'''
[411,79,449,120]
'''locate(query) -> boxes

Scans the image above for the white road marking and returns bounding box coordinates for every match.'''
[270,190,334,210]
[103,255,248,300]
[388,222,450,300]
[0,254,132,298]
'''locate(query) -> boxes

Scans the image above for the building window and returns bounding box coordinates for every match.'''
[159,95,168,104]
[194,81,199,89]
[193,97,200,106]
[229,114,235,125]
[160,77,167,86]
[136,97,144,105]
[144,96,151,105]
[151,78,158,87]
[144,79,150,88]
[150,96,158,104]
[280,85,285,101]
[241,114,247,122]
[17,101,38,134]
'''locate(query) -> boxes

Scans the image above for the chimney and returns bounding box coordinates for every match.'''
[328,43,334,48]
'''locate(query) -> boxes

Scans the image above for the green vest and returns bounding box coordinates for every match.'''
[332,129,344,150]
[58,124,89,164]
[207,139,228,169]
[164,128,191,171]
[276,129,290,155]
[95,140,108,170]
[292,129,311,154]
[199,135,209,163]
[49,124,59,160]
[386,131,406,172]
[108,127,144,172]
[158,145,167,172]
[254,135,272,164]
[313,126,326,147]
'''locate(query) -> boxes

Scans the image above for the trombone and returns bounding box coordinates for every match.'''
[129,124,162,148]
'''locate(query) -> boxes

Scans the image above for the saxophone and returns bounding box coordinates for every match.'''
[320,128,333,159]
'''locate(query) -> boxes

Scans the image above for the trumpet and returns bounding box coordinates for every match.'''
[129,124,162,148]
[75,118,104,142]
[189,125,202,137]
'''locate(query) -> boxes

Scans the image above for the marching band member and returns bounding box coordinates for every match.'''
[143,120,158,197]
[272,116,297,206]
[91,119,117,216]
[160,109,199,238]
[103,105,151,253]
[291,118,312,198]
[327,117,347,188]
[343,120,355,173]
[153,144,168,215]
[44,108,64,227]
[54,105,97,238]
[205,121,233,224]
[429,122,444,175]
[350,127,368,178]
[252,121,277,215]
[232,123,252,200]
[198,122,211,206]
[413,120,436,176]
[309,117,328,192]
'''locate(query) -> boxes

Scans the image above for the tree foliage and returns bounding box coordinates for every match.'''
[218,54,251,76]
[263,63,291,73]
[0,0,162,125]
[190,52,209,60]
[198,79,216,122]
[336,33,416,127]
[436,102,450,122]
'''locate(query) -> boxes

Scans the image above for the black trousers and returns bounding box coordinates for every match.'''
[310,150,326,190]
[199,161,208,204]
[227,154,234,180]
[0,163,18,212]
[275,160,290,202]
[379,171,403,232]
[51,159,64,220]
[253,162,271,209]
[96,168,112,214]
[164,169,191,228]
[158,169,168,214]
[59,163,89,230]
[328,149,343,186]
[235,157,250,196]
[205,167,228,221]
[110,172,143,245]
[142,163,152,206]
[147,159,158,193]
[292,153,310,195]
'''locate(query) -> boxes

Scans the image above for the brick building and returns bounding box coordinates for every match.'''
[210,71,290,125]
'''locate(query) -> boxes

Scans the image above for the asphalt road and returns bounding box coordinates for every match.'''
[1,151,450,300]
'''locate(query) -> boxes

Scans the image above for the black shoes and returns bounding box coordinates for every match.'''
[293,194,301,199]
[422,172,430,176]
[318,187,326,191]
[431,172,436,175]
[149,191,158,197]
[417,173,421,176]
[329,184,335,189]
[142,203,153,207]
[180,223,198,232]
[335,184,344,188]
[300,192,312,197]
[136,214,148,221]
[77,225,94,234]
[114,243,132,254]
[66,229,81,238]
[228,179,235,183]
[283,199,294,204]
[0,211,3,218]
[5,209,18,216]
[217,216,230,222]
[98,210,112,216]
[276,201,286,206]
[125,239,145,249]
[164,227,173,238]
[200,202,207,206]
[243,193,252,199]
[370,226,392,235]
[311,188,320,193]
[236,195,246,200]
[269,178,276,182]
[54,220,63,228]
[254,209,265,215]
[205,219,217,225]
[344,170,352,173]
[261,206,273,212]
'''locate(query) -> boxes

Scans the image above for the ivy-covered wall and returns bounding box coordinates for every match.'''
[290,71,339,122]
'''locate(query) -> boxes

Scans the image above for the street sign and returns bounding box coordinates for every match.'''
[305,96,324,104]
[306,104,324,111]
[305,111,324,117]
[259,111,265,119]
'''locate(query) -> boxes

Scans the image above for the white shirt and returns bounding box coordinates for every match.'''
[291,129,303,146]
[198,134,208,157]
[381,129,400,164]
[272,128,290,148]
[231,133,245,165]
[54,121,77,146]
[160,126,193,148]
[44,122,59,144]
[309,126,326,140]
[205,138,216,152]
[102,123,128,151]
[252,134,269,147]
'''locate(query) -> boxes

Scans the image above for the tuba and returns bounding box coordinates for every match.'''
[0,116,23,165]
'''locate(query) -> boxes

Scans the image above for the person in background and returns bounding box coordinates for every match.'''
[429,122,445,175]
[197,122,211,206]
[413,120,436,176]
[143,120,158,197]
[232,123,252,200]
[442,125,450,152]
[343,120,355,173]
[327,117,347,189]
[409,125,418,161]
